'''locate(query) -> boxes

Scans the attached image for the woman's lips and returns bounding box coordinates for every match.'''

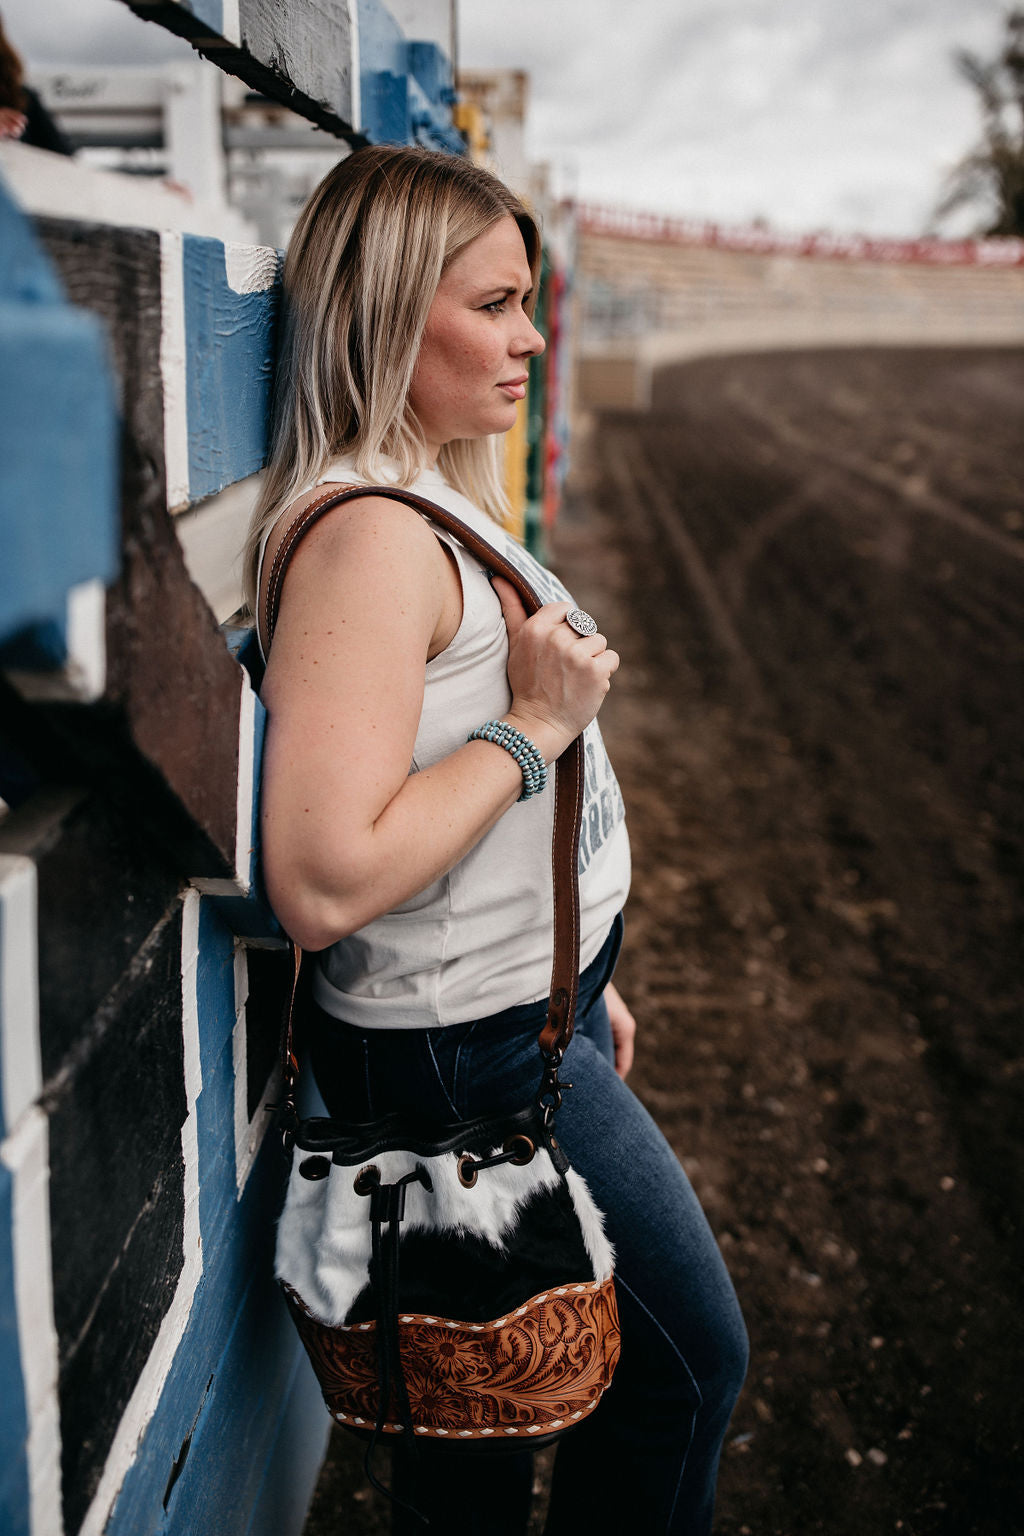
[498,378,528,400]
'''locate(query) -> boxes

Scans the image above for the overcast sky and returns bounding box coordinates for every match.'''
[4,0,1009,237]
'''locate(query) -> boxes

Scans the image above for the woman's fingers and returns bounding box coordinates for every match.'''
[586,635,620,673]
[492,585,619,747]
[605,981,637,1081]
[498,594,619,751]
[495,589,612,660]
[0,108,26,139]
[491,576,529,639]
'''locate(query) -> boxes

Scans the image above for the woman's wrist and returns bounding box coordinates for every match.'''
[502,707,571,765]
[468,720,548,800]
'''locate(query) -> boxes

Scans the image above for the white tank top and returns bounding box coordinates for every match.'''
[257,457,631,1028]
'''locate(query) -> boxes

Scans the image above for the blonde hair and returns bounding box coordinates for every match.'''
[242,145,541,614]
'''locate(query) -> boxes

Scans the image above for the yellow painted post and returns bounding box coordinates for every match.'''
[451,101,489,158]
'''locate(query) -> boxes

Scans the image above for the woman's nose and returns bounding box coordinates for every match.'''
[517,318,546,357]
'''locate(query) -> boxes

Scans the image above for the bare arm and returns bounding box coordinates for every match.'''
[258,495,618,950]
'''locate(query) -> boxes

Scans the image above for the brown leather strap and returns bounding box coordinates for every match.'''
[264,484,585,1090]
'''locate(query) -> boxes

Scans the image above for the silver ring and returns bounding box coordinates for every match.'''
[565,608,598,637]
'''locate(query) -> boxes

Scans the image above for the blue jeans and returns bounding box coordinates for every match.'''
[309,918,748,1535]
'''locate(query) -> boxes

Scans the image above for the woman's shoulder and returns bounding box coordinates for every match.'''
[257,480,456,653]
[260,480,348,579]
[262,480,443,584]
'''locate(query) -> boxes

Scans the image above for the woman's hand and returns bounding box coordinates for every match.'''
[605,981,636,1080]
[492,577,619,761]
[0,108,27,141]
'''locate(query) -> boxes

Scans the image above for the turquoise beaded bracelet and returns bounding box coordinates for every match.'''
[468,720,548,801]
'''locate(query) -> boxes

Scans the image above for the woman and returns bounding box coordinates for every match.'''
[0,15,73,154]
[246,145,747,1535]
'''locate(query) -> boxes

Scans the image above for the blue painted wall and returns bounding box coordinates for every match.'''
[358,0,463,151]
[105,902,327,1536]
[181,0,225,32]
[0,1163,30,1536]
[0,176,118,668]
[183,237,280,503]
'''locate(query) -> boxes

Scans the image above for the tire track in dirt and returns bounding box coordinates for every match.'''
[602,438,766,704]
[722,374,1024,567]
[561,348,1024,1535]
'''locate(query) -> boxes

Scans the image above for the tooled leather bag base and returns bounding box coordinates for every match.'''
[283,1272,621,1443]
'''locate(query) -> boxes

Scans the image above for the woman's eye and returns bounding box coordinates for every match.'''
[482,299,507,314]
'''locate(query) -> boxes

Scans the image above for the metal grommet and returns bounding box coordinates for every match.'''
[457,1153,479,1189]
[503,1134,536,1166]
[299,1155,331,1181]
[353,1164,380,1196]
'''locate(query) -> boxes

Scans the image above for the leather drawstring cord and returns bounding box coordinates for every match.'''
[359,1165,433,1525]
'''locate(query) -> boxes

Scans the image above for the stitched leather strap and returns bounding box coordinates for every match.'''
[264,484,585,1091]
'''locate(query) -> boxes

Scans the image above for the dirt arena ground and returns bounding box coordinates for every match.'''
[304,347,1024,1536]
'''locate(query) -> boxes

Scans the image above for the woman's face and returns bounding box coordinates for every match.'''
[408,215,546,460]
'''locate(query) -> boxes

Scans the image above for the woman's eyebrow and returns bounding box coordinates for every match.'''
[477,282,533,301]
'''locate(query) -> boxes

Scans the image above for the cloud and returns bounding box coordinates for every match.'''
[5,0,1010,235]
[462,0,1008,233]
[5,0,182,65]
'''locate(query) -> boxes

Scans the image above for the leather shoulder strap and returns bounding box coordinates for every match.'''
[265,484,584,1081]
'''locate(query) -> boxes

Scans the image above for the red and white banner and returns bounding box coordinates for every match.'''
[575,203,1024,268]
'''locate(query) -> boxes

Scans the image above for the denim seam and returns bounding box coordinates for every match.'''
[451,1021,478,1118]
[614,1273,701,1531]
[361,1036,374,1120]
[424,1032,461,1120]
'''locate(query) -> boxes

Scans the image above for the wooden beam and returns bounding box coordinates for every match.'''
[116,0,466,151]
[22,219,254,889]
[118,0,360,140]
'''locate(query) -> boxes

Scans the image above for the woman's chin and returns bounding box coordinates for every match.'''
[444,408,520,444]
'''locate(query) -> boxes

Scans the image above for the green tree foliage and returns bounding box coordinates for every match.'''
[937,9,1024,236]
